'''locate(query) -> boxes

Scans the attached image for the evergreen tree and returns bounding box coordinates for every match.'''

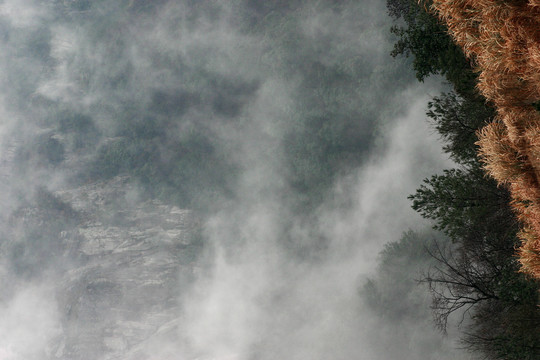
[388,0,540,358]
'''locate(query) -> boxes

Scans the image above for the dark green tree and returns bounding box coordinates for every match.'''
[427,92,494,166]
[387,0,478,97]
[409,117,540,359]
[408,87,540,360]
[389,0,540,357]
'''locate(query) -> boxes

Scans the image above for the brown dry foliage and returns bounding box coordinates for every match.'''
[477,121,523,183]
[430,0,540,277]
[517,227,540,278]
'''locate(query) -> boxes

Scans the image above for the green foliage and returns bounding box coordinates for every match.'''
[363,230,437,320]
[361,230,465,359]
[410,168,517,243]
[389,0,540,357]
[427,92,494,166]
[388,0,477,96]
[410,165,539,358]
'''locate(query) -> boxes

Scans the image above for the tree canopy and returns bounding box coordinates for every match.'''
[388,0,540,358]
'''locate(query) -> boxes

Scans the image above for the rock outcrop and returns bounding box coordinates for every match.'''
[4,175,201,360]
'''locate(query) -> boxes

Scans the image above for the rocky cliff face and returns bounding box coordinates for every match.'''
[2,174,202,360]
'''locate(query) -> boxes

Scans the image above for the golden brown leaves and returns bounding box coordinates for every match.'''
[430,0,540,277]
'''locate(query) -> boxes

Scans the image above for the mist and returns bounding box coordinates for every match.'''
[0,1,469,359]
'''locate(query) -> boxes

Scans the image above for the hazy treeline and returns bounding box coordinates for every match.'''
[383,0,540,359]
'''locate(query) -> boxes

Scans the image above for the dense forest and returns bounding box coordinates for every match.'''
[429,0,540,280]
[370,0,540,358]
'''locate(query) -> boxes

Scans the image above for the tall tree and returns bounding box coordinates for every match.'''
[409,94,540,360]
[388,0,540,358]
[387,0,477,97]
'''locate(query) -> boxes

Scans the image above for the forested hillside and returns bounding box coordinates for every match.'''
[428,0,540,280]
[385,0,540,359]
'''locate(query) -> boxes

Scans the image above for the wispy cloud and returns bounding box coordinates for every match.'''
[0,282,60,360]
[0,1,464,359]
[175,86,456,360]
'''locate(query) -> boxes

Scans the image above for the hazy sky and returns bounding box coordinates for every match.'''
[0,1,470,359]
